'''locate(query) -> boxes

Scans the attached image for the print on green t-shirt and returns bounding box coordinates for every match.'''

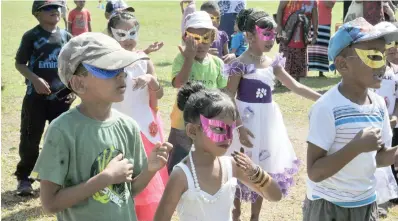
[90,146,128,207]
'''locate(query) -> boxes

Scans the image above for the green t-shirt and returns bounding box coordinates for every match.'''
[31,108,147,221]
[170,53,228,130]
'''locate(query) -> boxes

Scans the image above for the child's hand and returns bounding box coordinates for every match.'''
[148,142,173,172]
[104,154,134,184]
[144,42,164,54]
[32,77,51,95]
[352,127,383,153]
[132,75,154,90]
[222,53,236,64]
[232,147,257,176]
[209,48,219,56]
[178,36,197,60]
[238,126,255,148]
[276,26,283,35]
[311,32,318,45]
[391,115,397,129]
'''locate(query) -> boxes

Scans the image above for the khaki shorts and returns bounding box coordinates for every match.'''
[302,197,378,221]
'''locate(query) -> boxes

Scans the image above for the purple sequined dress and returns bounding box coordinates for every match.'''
[224,55,300,202]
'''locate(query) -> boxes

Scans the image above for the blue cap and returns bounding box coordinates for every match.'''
[328,17,398,71]
[83,63,124,79]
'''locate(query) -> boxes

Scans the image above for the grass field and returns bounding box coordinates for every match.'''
[1,1,398,220]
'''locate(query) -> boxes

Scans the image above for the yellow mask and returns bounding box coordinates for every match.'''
[386,41,398,50]
[210,16,220,22]
[354,48,385,69]
[185,31,214,44]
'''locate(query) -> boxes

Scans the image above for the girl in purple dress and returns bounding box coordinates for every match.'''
[224,8,320,221]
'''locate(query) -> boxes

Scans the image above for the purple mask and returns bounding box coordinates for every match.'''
[200,115,236,143]
[255,25,276,41]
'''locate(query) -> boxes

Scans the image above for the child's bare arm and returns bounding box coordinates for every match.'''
[307,142,361,182]
[173,37,197,88]
[15,62,39,83]
[230,48,237,54]
[130,166,157,197]
[88,22,92,32]
[308,127,382,182]
[40,173,111,213]
[147,60,163,100]
[131,142,173,196]
[172,58,193,88]
[154,167,187,221]
[274,66,321,101]
[223,42,229,56]
[231,156,282,201]
[376,146,398,167]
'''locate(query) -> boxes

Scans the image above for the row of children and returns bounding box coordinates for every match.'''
[13,0,398,221]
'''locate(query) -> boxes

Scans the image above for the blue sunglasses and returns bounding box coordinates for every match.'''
[40,5,60,11]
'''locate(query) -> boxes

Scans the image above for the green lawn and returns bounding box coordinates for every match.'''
[1,1,397,220]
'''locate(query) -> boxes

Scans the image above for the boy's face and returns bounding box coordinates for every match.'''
[36,5,61,25]
[386,41,398,64]
[339,39,386,89]
[234,23,239,32]
[81,71,127,103]
[185,28,213,59]
[75,0,86,8]
[205,9,220,29]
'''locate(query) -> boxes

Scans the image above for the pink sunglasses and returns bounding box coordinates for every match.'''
[255,25,276,41]
[200,115,236,143]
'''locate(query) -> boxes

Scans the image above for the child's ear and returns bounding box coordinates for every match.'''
[69,76,86,95]
[186,123,199,140]
[335,55,349,73]
[246,32,255,44]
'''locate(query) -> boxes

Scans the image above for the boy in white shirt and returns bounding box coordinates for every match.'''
[304,18,398,221]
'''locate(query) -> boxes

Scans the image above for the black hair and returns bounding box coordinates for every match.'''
[236,8,276,33]
[177,82,237,124]
[200,1,220,13]
[107,11,139,36]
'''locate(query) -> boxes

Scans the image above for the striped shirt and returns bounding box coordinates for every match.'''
[306,84,392,208]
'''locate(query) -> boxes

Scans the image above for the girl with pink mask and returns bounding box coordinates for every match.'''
[224,9,321,221]
[154,82,282,221]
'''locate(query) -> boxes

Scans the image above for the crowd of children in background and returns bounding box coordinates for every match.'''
[11,0,398,221]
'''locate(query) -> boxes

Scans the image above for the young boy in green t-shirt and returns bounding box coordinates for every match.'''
[166,11,228,174]
[31,32,172,221]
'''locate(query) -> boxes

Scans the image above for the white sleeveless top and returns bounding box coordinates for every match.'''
[175,155,237,221]
[112,57,161,144]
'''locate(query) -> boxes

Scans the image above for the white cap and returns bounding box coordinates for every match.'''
[374,21,398,44]
[184,11,217,32]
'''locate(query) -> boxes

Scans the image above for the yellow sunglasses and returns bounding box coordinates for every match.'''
[354,48,386,69]
[386,41,398,50]
[210,16,220,22]
[184,31,214,44]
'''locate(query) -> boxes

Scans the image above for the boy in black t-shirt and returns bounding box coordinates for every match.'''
[14,0,74,196]
[104,0,128,19]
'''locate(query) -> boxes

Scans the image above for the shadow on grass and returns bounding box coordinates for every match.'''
[155,61,173,67]
[1,189,40,210]
[273,76,342,95]
[159,79,172,88]
[2,206,45,221]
